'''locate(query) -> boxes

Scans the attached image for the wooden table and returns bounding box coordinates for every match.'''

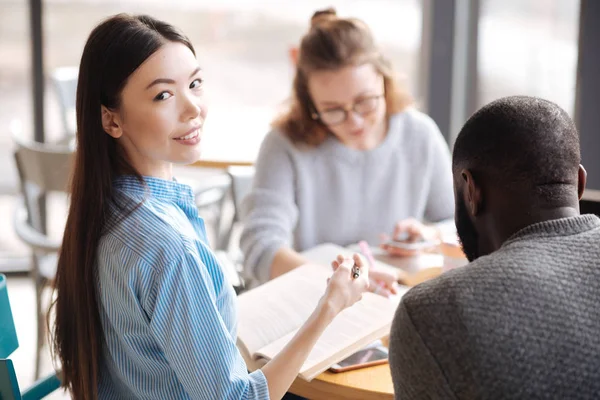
[192,158,254,169]
[289,243,466,399]
[290,363,394,400]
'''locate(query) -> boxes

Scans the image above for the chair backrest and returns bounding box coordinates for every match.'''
[0,360,21,400]
[0,274,18,359]
[1,273,21,399]
[49,66,78,137]
[214,166,255,252]
[13,134,74,232]
[228,166,255,223]
[13,135,74,194]
[0,274,61,399]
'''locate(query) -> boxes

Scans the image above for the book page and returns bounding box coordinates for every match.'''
[236,263,331,363]
[254,292,398,381]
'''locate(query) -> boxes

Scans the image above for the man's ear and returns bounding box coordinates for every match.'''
[577,164,587,200]
[461,169,483,216]
[101,105,123,139]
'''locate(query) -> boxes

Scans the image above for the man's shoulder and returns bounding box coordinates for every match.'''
[400,240,577,320]
[400,254,503,319]
[402,263,472,303]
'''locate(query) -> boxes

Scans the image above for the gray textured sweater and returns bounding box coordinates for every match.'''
[240,108,454,284]
[389,214,600,399]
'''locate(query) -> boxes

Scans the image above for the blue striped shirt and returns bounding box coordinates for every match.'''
[96,176,269,399]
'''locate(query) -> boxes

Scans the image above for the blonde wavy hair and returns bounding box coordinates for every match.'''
[273,8,412,146]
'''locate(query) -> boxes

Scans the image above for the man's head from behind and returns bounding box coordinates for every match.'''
[452,96,586,262]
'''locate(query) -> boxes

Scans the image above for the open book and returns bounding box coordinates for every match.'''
[236,261,399,381]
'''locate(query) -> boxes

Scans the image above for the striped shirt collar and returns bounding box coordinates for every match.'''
[114,175,195,207]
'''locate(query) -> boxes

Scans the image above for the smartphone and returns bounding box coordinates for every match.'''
[384,236,438,251]
[329,346,389,373]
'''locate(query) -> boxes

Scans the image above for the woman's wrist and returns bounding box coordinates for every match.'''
[316,294,341,324]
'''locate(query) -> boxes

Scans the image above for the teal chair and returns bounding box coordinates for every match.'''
[0,274,61,399]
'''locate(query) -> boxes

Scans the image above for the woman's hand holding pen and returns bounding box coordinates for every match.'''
[322,254,370,315]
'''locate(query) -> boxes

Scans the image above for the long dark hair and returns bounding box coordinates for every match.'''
[50,14,194,400]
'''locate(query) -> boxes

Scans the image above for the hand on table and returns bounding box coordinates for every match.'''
[380,218,440,257]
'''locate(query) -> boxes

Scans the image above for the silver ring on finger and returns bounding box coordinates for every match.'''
[351,264,361,279]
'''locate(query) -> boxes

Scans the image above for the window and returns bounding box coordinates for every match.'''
[478,0,580,114]
[4,0,422,162]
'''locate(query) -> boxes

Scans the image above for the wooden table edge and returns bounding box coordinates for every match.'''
[290,369,394,400]
[191,159,254,169]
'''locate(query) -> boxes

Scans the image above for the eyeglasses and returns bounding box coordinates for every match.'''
[311,95,384,126]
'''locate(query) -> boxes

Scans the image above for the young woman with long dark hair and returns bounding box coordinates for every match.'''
[51,14,368,400]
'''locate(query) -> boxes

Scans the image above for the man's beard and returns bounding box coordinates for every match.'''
[455,195,480,262]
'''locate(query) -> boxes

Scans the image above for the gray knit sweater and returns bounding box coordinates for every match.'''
[240,108,454,284]
[389,214,600,399]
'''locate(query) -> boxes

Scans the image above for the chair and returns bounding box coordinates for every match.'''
[213,166,255,293]
[49,66,78,143]
[13,135,73,380]
[174,167,232,246]
[0,273,61,399]
[215,166,255,251]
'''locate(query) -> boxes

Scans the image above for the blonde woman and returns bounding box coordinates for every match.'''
[241,8,454,288]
